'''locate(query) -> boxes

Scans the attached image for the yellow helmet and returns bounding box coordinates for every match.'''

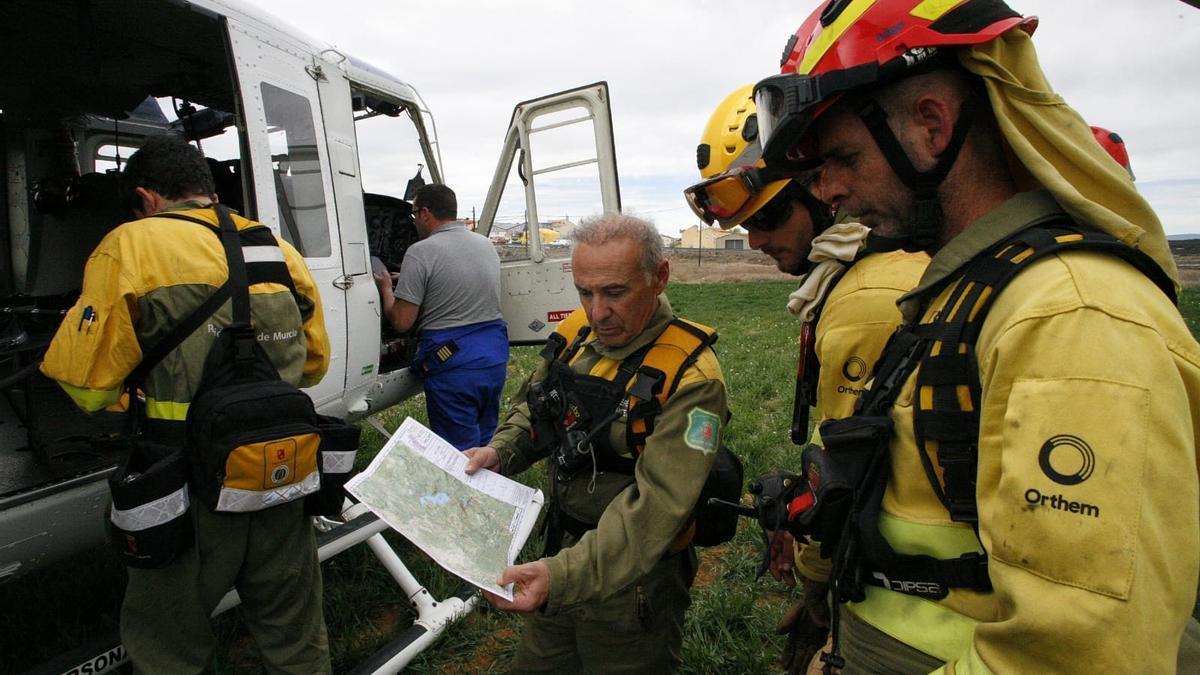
[689,85,792,229]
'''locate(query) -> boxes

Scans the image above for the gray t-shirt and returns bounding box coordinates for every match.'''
[394,221,503,331]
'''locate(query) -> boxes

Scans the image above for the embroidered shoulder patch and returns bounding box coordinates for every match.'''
[684,408,720,454]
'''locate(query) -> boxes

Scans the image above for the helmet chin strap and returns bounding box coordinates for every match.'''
[852,95,978,251]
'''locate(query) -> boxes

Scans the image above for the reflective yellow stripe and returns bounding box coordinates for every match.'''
[850,512,983,660]
[799,0,877,74]
[910,0,965,22]
[146,398,190,421]
[880,510,982,557]
[849,586,978,662]
[58,381,122,412]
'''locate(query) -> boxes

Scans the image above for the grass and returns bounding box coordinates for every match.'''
[3,283,1198,674]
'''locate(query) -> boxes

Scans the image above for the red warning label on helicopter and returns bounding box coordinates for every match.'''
[548,310,572,322]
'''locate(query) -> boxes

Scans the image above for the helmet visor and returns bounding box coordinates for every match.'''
[684,164,797,228]
[754,63,884,166]
[753,73,825,166]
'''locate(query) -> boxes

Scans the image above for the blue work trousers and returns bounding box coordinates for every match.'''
[423,362,507,450]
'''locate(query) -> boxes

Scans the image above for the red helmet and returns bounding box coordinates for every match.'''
[754,0,1037,164]
[1091,126,1134,179]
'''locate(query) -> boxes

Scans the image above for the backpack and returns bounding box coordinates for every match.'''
[151,206,359,515]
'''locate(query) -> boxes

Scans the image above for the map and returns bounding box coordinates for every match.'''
[346,417,543,600]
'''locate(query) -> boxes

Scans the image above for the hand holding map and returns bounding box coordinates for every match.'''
[345,417,543,600]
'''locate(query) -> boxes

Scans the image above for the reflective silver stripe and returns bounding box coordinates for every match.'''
[322,450,356,474]
[242,245,285,263]
[215,469,320,513]
[110,486,190,532]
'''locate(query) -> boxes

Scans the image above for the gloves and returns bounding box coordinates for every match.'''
[776,578,832,674]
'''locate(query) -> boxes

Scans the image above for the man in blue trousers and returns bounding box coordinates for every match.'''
[375,184,508,449]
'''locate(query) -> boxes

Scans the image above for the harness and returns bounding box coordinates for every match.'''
[530,308,721,552]
[814,222,1176,669]
[129,209,303,437]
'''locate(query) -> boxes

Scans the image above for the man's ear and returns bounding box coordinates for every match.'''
[653,258,670,294]
[134,187,161,217]
[912,93,959,162]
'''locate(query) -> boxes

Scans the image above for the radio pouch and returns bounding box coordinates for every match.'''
[305,413,363,517]
[691,444,744,547]
[107,437,192,569]
[798,415,893,552]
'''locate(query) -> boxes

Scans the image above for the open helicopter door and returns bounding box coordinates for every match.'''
[224,18,349,412]
[478,82,621,343]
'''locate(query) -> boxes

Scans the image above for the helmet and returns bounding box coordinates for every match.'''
[1091,126,1134,179]
[753,0,1036,163]
[686,85,792,229]
[685,85,834,235]
[752,0,1035,249]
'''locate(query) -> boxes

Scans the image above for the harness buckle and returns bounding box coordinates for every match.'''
[936,441,979,523]
[231,326,257,364]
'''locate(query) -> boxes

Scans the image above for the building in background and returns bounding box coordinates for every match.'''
[679,224,748,250]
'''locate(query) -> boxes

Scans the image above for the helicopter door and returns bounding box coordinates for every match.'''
[224,18,347,410]
[478,82,621,345]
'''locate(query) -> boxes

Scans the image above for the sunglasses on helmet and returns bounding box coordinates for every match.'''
[683,164,800,228]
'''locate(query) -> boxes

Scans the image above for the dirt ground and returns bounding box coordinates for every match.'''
[666,249,797,283]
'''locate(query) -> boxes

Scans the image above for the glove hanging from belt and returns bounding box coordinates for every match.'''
[776,577,832,675]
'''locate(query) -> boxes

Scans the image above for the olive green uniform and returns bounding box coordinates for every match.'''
[491,296,728,673]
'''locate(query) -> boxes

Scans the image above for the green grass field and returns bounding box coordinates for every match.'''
[3,283,1198,674]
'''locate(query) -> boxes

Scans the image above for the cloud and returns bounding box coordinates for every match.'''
[242,0,1200,235]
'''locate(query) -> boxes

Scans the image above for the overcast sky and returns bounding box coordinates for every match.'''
[243,0,1199,236]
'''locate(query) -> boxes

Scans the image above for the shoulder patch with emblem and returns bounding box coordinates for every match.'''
[684,407,720,454]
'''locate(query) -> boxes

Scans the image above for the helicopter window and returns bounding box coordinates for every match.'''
[353,91,429,273]
[93,144,140,174]
[261,83,331,258]
[353,98,427,199]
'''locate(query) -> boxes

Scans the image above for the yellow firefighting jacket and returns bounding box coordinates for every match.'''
[796,247,930,582]
[838,191,1200,673]
[41,206,329,421]
[490,296,728,613]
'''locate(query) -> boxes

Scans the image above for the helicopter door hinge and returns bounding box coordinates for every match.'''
[332,275,353,290]
[305,64,326,81]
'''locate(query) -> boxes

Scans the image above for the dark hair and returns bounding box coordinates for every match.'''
[412,184,457,221]
[121,134,215,210]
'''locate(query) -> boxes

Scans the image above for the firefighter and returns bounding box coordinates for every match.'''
[684,84,928,672]
[752,0,1199,671]
[465,213,729,672]
[41,134,331,673]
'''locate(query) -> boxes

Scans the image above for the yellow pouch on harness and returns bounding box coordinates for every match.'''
[224,431,321,494]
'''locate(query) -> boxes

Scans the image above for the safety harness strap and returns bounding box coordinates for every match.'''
[626,318,719,452]
[913,223,1177,524]
[538,308,719,459]
[850,221,1175,600]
